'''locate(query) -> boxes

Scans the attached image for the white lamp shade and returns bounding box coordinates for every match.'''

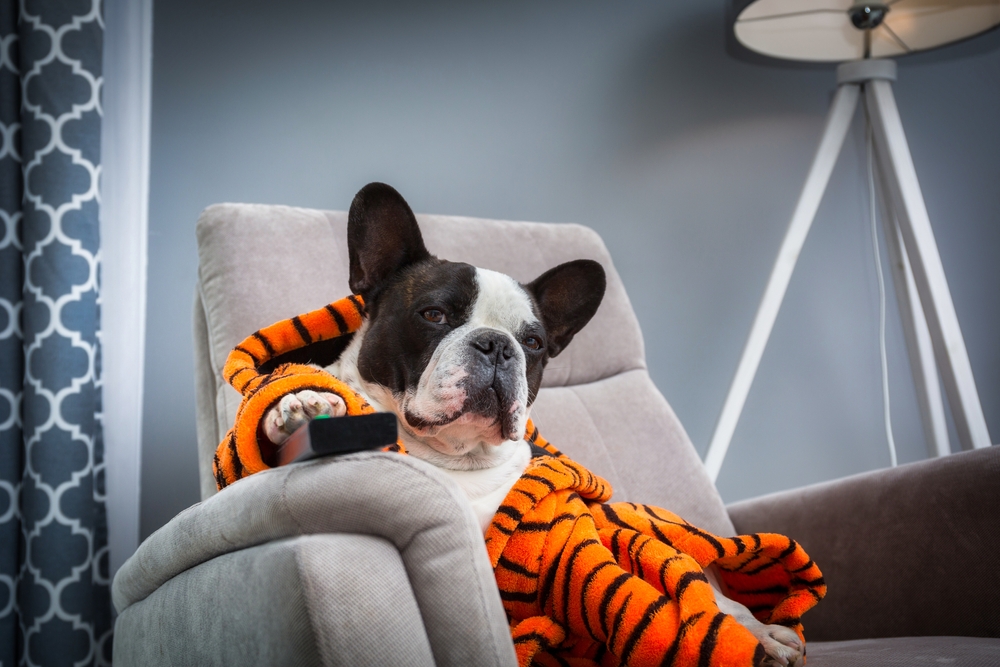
[733,0,1000,62]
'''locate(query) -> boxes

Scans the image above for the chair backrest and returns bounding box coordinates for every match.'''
[194,204,734,535]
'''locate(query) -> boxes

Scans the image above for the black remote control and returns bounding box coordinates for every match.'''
[276,413,398,465]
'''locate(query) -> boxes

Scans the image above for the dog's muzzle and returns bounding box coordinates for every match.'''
[462,330,524,440]
[401,327,528,442]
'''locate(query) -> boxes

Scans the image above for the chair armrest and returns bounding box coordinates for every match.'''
[113,451,517,667]
[727,447,1000,641]
[115,534,439,667]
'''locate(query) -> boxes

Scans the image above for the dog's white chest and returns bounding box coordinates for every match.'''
[443,440,532,532]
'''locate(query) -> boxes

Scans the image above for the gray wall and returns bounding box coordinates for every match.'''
[142,0,1000,539]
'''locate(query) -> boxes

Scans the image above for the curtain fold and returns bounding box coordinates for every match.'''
[0,1,113,665]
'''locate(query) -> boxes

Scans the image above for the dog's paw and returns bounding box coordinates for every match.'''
[713,587,804,667]
[262,390,347,444]
[753,624,804,667]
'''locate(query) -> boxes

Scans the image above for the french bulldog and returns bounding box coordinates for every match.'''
[262,182,804,667]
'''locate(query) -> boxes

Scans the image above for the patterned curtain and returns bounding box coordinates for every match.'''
[0,1,113,665]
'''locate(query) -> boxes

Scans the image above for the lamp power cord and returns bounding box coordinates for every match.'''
[865,103,898,467]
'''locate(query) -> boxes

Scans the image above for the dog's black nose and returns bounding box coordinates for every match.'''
[471,330,514,363]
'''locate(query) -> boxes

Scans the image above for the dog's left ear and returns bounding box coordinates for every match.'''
[526,259,606,358]
[348,182,431,301]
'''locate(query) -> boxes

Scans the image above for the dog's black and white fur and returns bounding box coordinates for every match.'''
[262,183,804,667]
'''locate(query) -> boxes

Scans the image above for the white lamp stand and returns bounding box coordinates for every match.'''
[703,58,992,482]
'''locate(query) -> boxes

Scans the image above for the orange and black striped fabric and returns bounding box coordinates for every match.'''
[213,295,405,489]
[491,426,826,667]
[215,296,825,666]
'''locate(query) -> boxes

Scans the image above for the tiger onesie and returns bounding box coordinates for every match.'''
[214,296,826,667]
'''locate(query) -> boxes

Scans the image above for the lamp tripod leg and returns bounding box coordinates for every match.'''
[874,152,951,457]
[865,79,991,450]
[703,83,861,482]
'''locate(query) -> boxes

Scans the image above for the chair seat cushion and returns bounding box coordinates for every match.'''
[808,636,1000,666]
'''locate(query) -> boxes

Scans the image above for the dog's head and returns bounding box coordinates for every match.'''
[343,182,605,465]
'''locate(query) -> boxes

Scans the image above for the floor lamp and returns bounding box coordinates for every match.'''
[705,0,999,482]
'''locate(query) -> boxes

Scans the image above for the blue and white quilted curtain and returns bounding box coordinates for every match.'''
[1,1,113,665]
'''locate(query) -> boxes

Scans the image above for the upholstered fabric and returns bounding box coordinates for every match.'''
[531,370,734,536]
[806,636,1000,666]
[114,535,440,667]
[114,538,323,667]
[113,451,517,667]
[113,534,436,667]
[194,292,221,499]
[728,446,1000,641]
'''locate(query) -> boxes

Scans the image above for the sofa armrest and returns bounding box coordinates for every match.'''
[727,447,1000,641]
[113,452,517,667]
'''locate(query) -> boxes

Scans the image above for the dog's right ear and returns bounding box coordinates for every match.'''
[348,182,431,301]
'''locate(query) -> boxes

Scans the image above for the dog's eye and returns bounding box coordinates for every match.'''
[421,308,446,324]
[523,336,542,350]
